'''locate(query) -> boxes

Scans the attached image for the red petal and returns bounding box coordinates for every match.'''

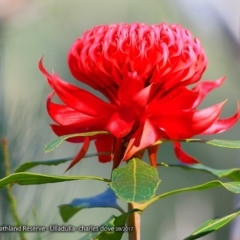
[148,145,159,167]
[173,142,199,164]
[40,58,116,117]
[149,101,225,139]
[150,85,199,110]
[50,73,116,117]
[201,102,240,134]
[95,135,113,163]
[65,137,90,172]
[123,119,159,160]
[132,149,145,159]
[192,101,226,132]
[47,92,91,126]
[106,108,136,138]
[38,58,54,88]
[118,72,144,102]
[50,124,100,143]
[47,92,110,128]
[112,138,125,169]
[68,39,117,90]
[192,77,225,107]
[132,84,152,109]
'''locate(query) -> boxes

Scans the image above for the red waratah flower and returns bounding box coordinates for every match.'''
[40,22,240,171]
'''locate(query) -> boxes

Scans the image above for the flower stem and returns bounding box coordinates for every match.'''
[2,138,27,240]
[128,203,141,240]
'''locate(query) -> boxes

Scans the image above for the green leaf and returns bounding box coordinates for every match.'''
[110,158,161,203]
[45,131,109,153]
[59,188,123,223]
[14,157,73,173]
[160,163,240,181]
[80,211,135,240]
[184,210,240,240]
[14,152,110,173]
[206,139,240,148]
[158,138,240,148]
[0,172,110,188]
[138,180,240,212]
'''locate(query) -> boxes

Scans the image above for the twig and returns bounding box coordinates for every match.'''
[127,203,141,240]
[2,138,27,240]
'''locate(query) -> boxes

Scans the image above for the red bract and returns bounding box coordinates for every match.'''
[40,22,239,170]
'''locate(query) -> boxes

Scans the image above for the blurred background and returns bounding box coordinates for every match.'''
[0,0,240,239]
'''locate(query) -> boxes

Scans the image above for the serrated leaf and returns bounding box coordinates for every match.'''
[161,163,240,181]
[14,152,110,173]
[110,158,160,203]
[184,210,240,240]
[59,188,122,223]
[138,180,240,212]
[45,131,109,153]
[206,139,240,148]
[80,211,135,240]
[0,172,110,188]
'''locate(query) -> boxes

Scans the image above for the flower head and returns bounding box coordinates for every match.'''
[40,22,239,170]
[68,23,207,105]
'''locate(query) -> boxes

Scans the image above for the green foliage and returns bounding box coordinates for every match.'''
[184,138,240,148]
[110,158,160,203]
[205,139,240,148]
[6,136,240,240]
[59,205,81,223]
[158,138,240,148]
[45,131,109,153]
[14,157,73,173]
[138,180,240,211]
[0,172,110,188]
[161,163,240,181]
[184,210,240,240]
[80,212,132,240]
[14,152,110,173]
